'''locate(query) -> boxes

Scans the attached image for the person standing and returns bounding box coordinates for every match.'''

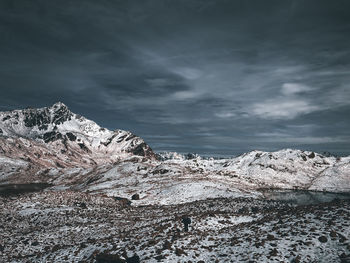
[182,216,191,232]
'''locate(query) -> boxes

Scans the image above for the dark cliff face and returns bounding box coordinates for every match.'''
[129,142,155,159]
[0,102,156,159]
[23,103,73,130]
[42,131,64,143]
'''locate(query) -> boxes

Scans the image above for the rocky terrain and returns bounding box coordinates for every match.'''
[71,149,350,205]
[0,102,154,183]
[1,103,350,262]
[1,103,349,201]
[0,191,349,263]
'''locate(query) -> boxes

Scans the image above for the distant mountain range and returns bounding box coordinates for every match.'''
[1,103,349,204]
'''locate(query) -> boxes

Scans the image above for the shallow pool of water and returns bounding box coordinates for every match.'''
[261,189,350,205]
[0,183,51,197]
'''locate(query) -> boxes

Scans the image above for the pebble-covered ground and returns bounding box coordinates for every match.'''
[0,191,349,263]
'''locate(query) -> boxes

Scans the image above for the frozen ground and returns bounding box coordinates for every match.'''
[1,103,350,262]
[1,103,350,201]
[0,191,349,263]
[61,150,350,206]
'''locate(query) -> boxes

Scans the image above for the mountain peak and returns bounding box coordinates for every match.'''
[0,103,155,159]
[51,101,68,110]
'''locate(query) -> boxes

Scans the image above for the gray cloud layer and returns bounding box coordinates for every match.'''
[1,0,350,155]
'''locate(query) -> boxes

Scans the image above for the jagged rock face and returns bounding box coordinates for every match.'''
[0,102,155,182]
[1,103,349,197]
[23,103,73,130]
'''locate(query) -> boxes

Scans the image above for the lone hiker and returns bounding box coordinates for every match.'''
[182,216,191,232]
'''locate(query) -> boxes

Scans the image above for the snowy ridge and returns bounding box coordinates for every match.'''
[0,103,349,204]
[0,102,153,158]
[70,148,350,205]
[156,152,202,161]
[0,102,154,182]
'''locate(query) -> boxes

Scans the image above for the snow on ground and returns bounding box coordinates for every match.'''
[310,156,350,192]
[76,157,260,205]
[195,215,256,232]
[1,103,350,262]
[65,149,350,206]
[1,191,349,263]
[0,102,154,184]
[1,144,349,206]
[1,102,349,204]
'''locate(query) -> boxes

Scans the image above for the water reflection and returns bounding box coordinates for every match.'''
[0,183,51,197]
[261,189,350,205]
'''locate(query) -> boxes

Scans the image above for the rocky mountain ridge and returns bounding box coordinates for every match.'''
[0,102,154,182]
[0,103,349,204]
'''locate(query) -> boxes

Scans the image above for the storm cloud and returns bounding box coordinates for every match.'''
[1,0,350,155]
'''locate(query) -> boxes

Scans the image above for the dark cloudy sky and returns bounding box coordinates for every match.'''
[1,0,350,156]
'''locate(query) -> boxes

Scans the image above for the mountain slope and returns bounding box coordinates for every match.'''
[0,102,154,182]
[0,103,349,204]
[69,149,350,205]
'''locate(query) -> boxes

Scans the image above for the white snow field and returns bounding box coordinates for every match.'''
[0,103,349,262]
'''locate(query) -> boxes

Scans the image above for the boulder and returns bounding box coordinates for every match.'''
[131,194,140,200]
[318,236,328,243]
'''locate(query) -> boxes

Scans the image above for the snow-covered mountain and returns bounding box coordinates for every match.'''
[156,152,202,161]
[71,148,349,205]
[0,103,349,203]
[0,102,154,182]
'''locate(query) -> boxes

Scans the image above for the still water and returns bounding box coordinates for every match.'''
[0,183,51,197]
[261,189,350,205]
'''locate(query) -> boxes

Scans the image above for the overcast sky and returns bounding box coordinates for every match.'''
[1,0,350,156]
